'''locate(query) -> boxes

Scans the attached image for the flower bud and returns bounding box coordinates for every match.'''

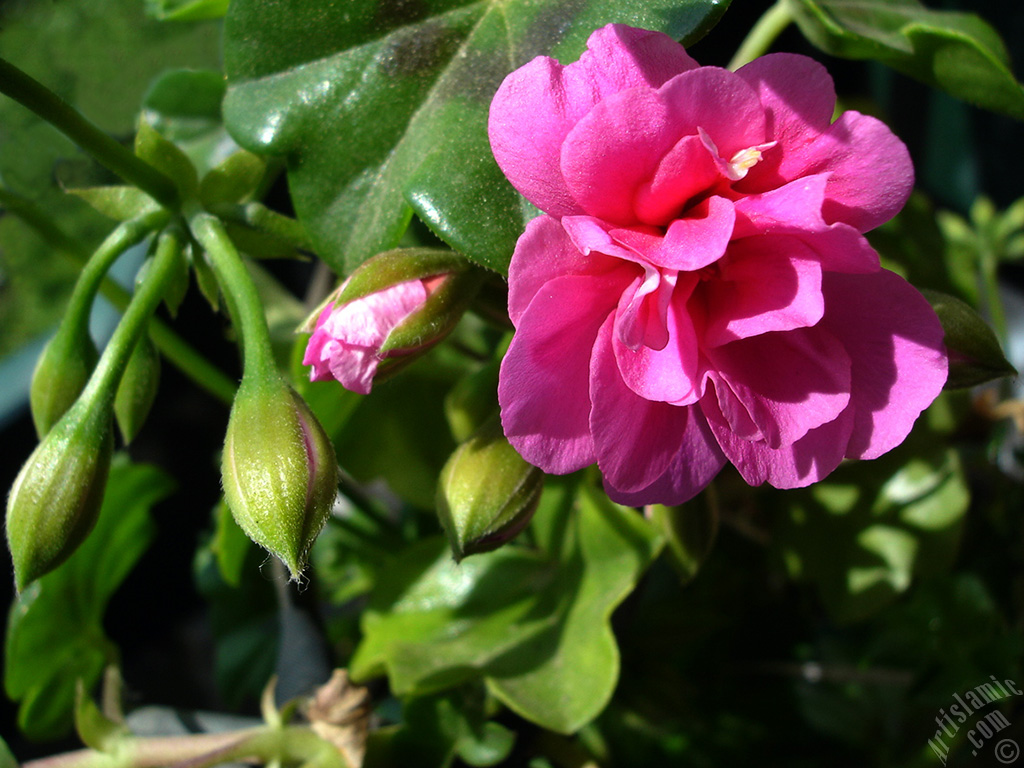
[302,248,481,394]
[114,333,161,444]
[221,378,339,578]
[30,325,99,438]
[436,415,542,561]
[6,399,113,591]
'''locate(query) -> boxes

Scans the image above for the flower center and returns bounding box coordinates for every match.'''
[698,126,777,181]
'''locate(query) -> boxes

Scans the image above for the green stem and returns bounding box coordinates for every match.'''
[62,212,169,337]
[728,0,794,70]
[189,211,277,378]
[0,189,236,404]
[82,230,185,409]
[21,724,345,768]
[0,58,180,210]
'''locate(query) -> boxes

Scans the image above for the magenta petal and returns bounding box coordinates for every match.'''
[820,270,947,460]
[733,175,880,273]
[499,272,625,474]
[705,392,855,488]
[561,87,683,224]
[652,195,735,271]
[488,25,697,216]
[613,275,702,404]
[634,134,721,225]
[591,316,725,499]
[701,235,823,347]
[705,327,852,449]
[774,111,913,232]
[736,53,835,160]
[507,215,624,326]
[657,67,767,161]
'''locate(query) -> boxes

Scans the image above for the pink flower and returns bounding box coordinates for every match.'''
[489,24,948,505]
[303,279,429,395]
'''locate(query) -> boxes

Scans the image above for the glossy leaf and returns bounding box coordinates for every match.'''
[4,459,173,739]
[788,0,1024,120]
[922,289,1016,389]
[351,483,662,733]
[222,0,730,274]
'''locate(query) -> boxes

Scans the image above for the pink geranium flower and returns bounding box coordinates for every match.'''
[304,279,429,394]
[489,24,947,505]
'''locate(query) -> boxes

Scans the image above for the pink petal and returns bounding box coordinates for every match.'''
[559,66,765,225]
[488,25,697,216]
[499,272,625,474]
[704,391,855,488]
[591,316,725,500]
[634,134,722,225]
[303,281,428,394]
[507,215,624,326]
[613,273,703,404]
[560,87,685,224]
[704,327,852,449]
[749,111,913,232]
[733,175,881,273]
[736,53,836,162]
[651,195,735,271]
[820,270,947,460]
[700,235,824,347]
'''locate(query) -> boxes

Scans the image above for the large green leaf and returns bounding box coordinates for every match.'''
[787,0,1024,120]
[351,482,662,733]
[774,435,969,624]
[222,0,730,275]
[4,458,174,740]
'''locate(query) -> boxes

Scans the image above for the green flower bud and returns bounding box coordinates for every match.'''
[114,332,160,444]
[30,325,98,438]
[436,415,542,562]
[221,378,339,578]
[6,399,113,591]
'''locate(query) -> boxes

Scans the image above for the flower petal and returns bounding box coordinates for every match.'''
[652,195,735,271]
[489,25,697,216]
[736,53,836,161]
[820,270,948,460]
[733,175,880,273]
[499,272,625,474]
[704,392,855,488]
[700,235,823,347]
[613,273,703,404]
[508,215,623,325]
[704,327,852,449]
[591,316,725,499]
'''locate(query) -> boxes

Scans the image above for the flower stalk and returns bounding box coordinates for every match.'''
[728,0,794,70]
[0,57,181,210]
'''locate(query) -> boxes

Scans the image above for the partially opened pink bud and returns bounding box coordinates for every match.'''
[302,248,481,394]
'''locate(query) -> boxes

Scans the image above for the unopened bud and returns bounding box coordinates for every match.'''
[437,415,542,561]
[302,248,481,394]
[30,326,98,438]
[114,333,160,443]
[221,378,338,578]
[6,400,113,591]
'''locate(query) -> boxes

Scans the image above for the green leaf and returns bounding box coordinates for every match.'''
[648,486,719,584]
[4,458,173,740]
[145,0,229,22]
[222,0,730,274]
[921,289,1016,388]
[775,439,969,623]
[68,186,162,222]
[351,482,662,733]
[211,498,254,588]
[787,0,1024,120]
[134,120,199,201]
[0,735,17,768]
[199,150,268,207]
[74,681,128,752]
